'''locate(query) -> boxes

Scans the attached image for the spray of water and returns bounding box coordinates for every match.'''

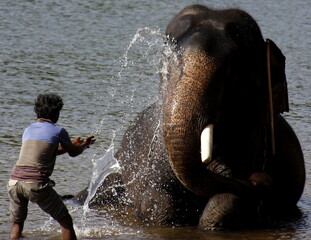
[70,27,168,238]
[83,132,120,210]
[82,27,165,207]
[119,27,164,76]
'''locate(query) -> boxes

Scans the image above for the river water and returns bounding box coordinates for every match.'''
[0,0,310,239]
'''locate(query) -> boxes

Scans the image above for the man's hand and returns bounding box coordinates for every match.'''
[72,136,96,147]
[72,137,83,145]
[60,135,96,157]
[82,136,96,148]
[249,172,273,187]
[249,172,274,198]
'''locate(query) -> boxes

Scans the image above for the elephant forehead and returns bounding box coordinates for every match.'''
[166,5,262,56]
[200,19,224,31]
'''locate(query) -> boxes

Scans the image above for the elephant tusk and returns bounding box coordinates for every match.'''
[201,124,214,164]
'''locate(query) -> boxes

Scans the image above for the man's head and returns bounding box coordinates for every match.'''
[34,94,64,123]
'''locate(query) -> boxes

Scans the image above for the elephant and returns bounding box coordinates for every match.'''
[75,5,305,230]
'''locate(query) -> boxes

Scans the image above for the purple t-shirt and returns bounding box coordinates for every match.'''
[11,120,72,182]
[22,121,71,146]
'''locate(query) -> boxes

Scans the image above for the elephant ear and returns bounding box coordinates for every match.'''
[266,38,289,113]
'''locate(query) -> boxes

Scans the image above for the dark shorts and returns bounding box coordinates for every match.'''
[7,180,69,223]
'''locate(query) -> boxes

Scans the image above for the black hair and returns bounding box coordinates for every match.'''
[34,93,64,119]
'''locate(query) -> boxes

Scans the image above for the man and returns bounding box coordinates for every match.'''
[8,93,96,240]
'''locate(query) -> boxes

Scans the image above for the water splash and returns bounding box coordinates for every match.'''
[71,27,167,239]
[116,27,165,121]
[83,133,120,209]
[119,27,164,78]
[81,28,166,205]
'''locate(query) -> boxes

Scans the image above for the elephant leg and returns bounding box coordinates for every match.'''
[135,186,175,225]
[199,193,247,230]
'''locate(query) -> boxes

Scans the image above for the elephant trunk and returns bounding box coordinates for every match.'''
[162,47,251,198]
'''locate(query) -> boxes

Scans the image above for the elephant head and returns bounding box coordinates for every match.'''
[161,5,288,198]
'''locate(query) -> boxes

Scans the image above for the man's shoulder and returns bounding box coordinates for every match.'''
[23,122,67,142]
[28,122,64,131]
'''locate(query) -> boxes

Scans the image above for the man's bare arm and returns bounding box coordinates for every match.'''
[57,136,96,157]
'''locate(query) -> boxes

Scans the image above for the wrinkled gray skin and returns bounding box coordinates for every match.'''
[75,5,305,230]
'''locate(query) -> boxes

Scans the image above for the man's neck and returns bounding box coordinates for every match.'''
[37,118,54,123]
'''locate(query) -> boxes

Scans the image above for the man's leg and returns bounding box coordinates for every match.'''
[8,181,28,240]
[57,214,77,240]
[31,181,77,239]
[10,222,24,240]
